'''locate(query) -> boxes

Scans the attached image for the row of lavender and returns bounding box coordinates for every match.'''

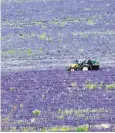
[1,67,115,131]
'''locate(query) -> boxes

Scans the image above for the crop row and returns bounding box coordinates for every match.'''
[1,67,115,131]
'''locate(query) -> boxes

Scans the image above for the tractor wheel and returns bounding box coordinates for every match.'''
[71,69,75,71]
[82,66,89,71]
[68,67,74,71]
[68,68,75,71]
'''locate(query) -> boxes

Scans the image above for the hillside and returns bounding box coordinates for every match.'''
[1,0,115,71]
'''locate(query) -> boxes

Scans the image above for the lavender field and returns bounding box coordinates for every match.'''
[1,68,115,131]
[1,0,115,132]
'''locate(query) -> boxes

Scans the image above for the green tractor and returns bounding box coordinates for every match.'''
[68,60,99,71]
